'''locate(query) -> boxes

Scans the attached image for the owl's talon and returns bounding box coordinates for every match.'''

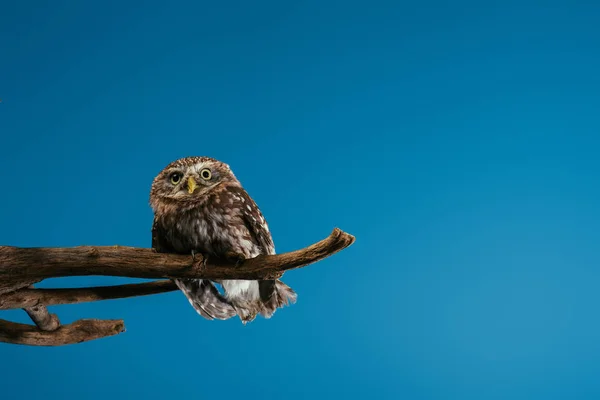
[201,254,209,273]
[191,250,209,274]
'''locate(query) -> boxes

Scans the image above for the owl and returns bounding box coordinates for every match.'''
[149,156,297,323]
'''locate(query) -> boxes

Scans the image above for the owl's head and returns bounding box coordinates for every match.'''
[150,156,238,211]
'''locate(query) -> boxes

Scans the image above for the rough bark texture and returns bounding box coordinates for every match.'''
[0,318,125,346]
[24,305,61,331]
[0,228,355,347]
[0,228,354,294]
[0,280,176,310]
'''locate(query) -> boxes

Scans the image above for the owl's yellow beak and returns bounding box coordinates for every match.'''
[187,176,198,194]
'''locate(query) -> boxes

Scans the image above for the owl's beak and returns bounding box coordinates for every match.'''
[187,177,198,194]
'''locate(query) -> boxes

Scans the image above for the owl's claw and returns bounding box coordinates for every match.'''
[191,251,209,274]
[201,254,209,273]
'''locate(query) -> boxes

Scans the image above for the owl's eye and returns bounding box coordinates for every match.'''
[169,172,182,185]
[200,168,212,180]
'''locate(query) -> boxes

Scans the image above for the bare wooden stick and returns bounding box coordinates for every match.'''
[0,318,125,346]
[21,284,61,331]
[24,305,61,331]
[0,280,176,310]
[0,228,355,294]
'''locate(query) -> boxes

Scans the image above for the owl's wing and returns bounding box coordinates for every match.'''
[151,218,174,253]
[151,218,236,321]
[235,188,297,314]
[235,189,275,255]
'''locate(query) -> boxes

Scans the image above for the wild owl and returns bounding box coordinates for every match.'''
[149,156,297,323]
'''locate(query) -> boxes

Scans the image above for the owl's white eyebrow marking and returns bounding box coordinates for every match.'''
[189,162,209,174]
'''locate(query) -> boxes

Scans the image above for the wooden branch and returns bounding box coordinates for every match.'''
[0,280,176,310]
[0,318,125,346]
[24,305,61,331]
[0,228,355,346]
[21,284,61,331]
[0,228,355,294]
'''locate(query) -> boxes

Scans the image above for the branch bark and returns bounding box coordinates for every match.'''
[0,318,124,346]
[0,228,355,294]
[0,228,355,346]
[20,284,61,331]
[0,280,176,310]
[24,305,61,331]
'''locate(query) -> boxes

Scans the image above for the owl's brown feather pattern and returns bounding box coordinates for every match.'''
[150,156,297,323]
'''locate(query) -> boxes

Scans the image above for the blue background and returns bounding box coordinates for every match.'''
[1,1,599,399]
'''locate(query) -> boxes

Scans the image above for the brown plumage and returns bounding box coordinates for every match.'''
[149,156,296,323]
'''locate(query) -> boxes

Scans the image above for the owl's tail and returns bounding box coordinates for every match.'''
[259,279,297,319]
[174,278,237,320]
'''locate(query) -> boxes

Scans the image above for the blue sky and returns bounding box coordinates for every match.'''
[1,1,600,399]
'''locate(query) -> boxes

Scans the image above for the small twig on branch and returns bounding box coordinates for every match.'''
[0,318,125,346]
[24,305,61,331]
[21,284,61,331]
[0,280,176,310]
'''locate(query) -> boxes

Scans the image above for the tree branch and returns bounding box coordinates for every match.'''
[0,228,355,346]
[0,280,176,310]
[0,228,355,294]
[0,318,125,346]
